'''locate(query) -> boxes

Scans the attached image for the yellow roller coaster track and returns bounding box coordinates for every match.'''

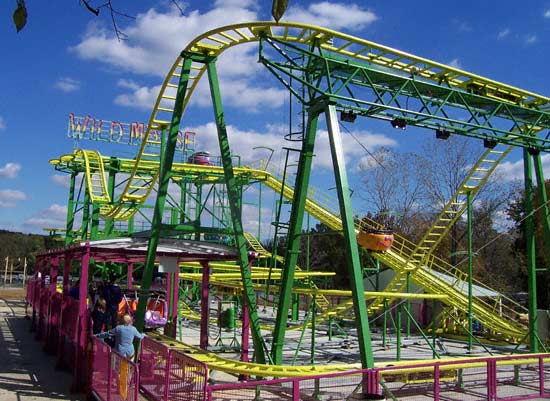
[59,150,527,339]
[151,333,549,378]
[243,232,331,312]
[177,266,447,332]
[259,170,526,339]
[95,21,550,221]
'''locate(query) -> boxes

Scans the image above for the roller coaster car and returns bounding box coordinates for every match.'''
[144,297,168,328]
[357,228,394,252]
[187,151,212,165]
[117,294,168,329]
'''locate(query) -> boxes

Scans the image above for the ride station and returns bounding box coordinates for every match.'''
[26,21,550,401]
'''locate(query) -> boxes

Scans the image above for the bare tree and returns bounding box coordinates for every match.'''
[357,147,427,237]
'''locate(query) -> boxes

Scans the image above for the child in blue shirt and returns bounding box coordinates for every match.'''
[96,314,145,359]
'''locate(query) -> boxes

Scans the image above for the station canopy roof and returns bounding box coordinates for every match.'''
[37,237,240,264]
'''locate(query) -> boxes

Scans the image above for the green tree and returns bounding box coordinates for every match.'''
[507,179,550,308]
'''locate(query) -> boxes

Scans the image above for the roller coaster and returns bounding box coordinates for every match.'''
[47,21,550,378]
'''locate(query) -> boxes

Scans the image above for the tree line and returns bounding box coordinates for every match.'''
[0,230,58,272]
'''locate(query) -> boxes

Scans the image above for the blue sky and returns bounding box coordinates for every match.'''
[2,0,550,235]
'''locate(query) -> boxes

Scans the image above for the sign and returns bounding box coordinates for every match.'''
[67,113,195,151]
[158,257,179,273]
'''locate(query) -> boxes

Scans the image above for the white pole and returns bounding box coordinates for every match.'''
[4,257,8,286]
[22,257,27,287]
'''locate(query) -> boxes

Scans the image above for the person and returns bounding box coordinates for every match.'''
[91,298,107,335]
[102,276,123,328]
[68,279,80,299]
[95,314,146,359]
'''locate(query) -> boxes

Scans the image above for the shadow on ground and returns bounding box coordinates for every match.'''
[0,298,85,401]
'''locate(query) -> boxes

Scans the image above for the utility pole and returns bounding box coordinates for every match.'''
[4,257,8,286]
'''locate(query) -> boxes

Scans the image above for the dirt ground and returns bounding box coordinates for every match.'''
[0,288,85,401]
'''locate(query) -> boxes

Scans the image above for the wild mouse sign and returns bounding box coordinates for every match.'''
[67,113,194,150]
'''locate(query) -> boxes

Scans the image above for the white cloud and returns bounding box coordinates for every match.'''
[283,2,377,31]
[23,204,67,229]
[497,28,510,40]
[544,9,550,18]
[192,78,287,111]
[114,83,161,110]
[0,163,21,178]
[448,58,462,69]
[525,34,537,45]
[54,77,81,92]
[115,73,287,112]
[0,116,5,131]
[452,19,472,33]
[70,5,257,77]
[496,153,550,181]
[50,174,70,188]
[0,189,27,208]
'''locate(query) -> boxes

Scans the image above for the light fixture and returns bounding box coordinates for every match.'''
[390,118,407,130]
[483,138,497,149]
[340,110,357,123]
[435,129,451,140]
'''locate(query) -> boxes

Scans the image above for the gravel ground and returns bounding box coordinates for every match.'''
[0,291,85,401]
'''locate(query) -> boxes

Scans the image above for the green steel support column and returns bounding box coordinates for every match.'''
[325,103,374,368]
[523,148,539,353]
[194,185,203,241]
[104,157,118,236]
[382,299,387,348]
[311,294,317,365]
[81,189,91,240]
[406,272,411,337]
[306,213,311,274]
[271,110,319,365]
[206,59,267,364]
[396,303,402,361]
[90,201,100,240]
[533,152,550,258]
[402,305,440,358]
[375,260,380,291]
[292,293,299,322]
[258,177,262,240]
[127,215,134,235]
[180,182,187,225]
[134,55,193,333]
[65,172,77,245]
[467,191,474,352]
[170,207,178,225]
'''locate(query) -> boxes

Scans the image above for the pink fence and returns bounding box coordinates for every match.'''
[90,338,140,401]
[26,279,35,304]
[45,292,62,353]
[167,350,208,401]
[138,337,209,401]
[140,337,170,401]
[206,353,550,401]
[111,350,140,401]
[59,298,79,370]
[91,338,111,401]
[36,287,49,339]
[25,281,550,401]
